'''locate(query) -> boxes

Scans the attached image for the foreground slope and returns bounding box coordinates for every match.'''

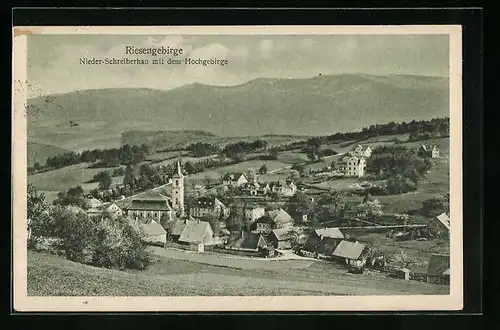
[28,250,449,296]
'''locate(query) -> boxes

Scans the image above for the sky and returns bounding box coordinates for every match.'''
[27,34,449,97]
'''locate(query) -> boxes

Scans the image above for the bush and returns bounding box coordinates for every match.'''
[46,207,150,270]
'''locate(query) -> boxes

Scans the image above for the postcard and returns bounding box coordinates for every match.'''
[12,25,463,311]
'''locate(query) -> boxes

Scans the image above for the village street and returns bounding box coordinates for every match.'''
[148,246,317,271]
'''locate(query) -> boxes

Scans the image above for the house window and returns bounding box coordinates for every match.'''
[175,180,179,186]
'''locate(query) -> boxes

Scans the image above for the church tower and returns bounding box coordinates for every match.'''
[171,160,185,216]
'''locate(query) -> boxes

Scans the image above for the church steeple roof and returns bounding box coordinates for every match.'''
[172,160,183,178]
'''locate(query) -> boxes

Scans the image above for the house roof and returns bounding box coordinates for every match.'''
[227,231,267,250]
[222,172,246,181]
[332,240,367,260]
[269,180,296,189]
[171,218,194,236]
[427,254,450,276]
[270,228,293,241]
[86,197,102,208]
[128,199,172,211]
[314,228,344,239]
[178,220,213,244]
[436,213,451,230]
[255,215,273,224]
[192,196,225,209]
[140,221,166,236]
[268,208,294,226]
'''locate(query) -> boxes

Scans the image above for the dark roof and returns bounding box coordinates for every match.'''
[128,199,172,211]
[332,240,367,260]
[268,209,294,227]
[140,221,167,236]
[192,196,225,209]
[178,220,213,244]
[171,218,195,236]
[314,228,344,239]
[222,172,246,181]
[227,232,267,250]
[427,254,450,276]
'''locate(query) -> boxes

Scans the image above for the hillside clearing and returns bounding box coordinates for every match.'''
[28,162,122,192]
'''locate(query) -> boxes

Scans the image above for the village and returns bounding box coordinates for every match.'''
[71,141,450,286]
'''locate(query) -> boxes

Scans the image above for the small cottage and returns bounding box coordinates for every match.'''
[267,228,294,250]
[426,254,450,285]
[226,231,268,252]
[418,145,440,158]
[222,172,248,187]
[427,212,450,238]
[331,240,369,267]
[178,219,214,252]
[139,220,167,247]
[305,228,344,254]
[267,208,294,229]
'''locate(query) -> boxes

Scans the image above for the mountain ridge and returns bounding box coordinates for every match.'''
[27,73,449,148]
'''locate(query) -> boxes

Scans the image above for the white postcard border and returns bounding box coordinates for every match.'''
[12,25,463,312]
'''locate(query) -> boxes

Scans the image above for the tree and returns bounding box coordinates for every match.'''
[287,191,314,218]
[395,213,411,232]
[391,250,414,269]
[355,199,383,220]
[259,164,268,175]
[226,205,246,232]
[247,168,257,182]
[123,164,137,190]
[27,184,51,246]
[94,171,112,190]
[201,213,221,236]
[51,206,95,263]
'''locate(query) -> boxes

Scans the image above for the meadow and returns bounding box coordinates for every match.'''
[28,250,449,296]
[27,162,122,192]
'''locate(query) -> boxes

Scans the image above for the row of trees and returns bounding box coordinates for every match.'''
[28,184,150,270]
[186,142,221,157]
[285,190,384,227]
[222,139,268,159]
[32,144,150,172]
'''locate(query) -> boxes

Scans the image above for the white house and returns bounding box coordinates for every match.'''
[222,172,249,187]
[352,145,372,158]
[269,180,297,196]
[341,155,367,177]
[244,205,266,223]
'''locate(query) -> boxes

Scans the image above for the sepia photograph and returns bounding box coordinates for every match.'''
[12,25,463,311]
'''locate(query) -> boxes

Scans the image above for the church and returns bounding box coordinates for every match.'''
[124,161,185,223]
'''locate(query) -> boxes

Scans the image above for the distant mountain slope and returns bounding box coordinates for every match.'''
[27,142,70,167]
[27,74,449,147]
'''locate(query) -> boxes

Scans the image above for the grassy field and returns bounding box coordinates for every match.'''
[145,150,185,162]
[27,162,122,192]
[188,160,290,182]
[376,156,449,214]
[28,250,449,296]
[27,142,70,168]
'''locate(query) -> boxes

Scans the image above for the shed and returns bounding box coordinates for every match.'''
[331,240,368,267]
[426,254,450,285]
